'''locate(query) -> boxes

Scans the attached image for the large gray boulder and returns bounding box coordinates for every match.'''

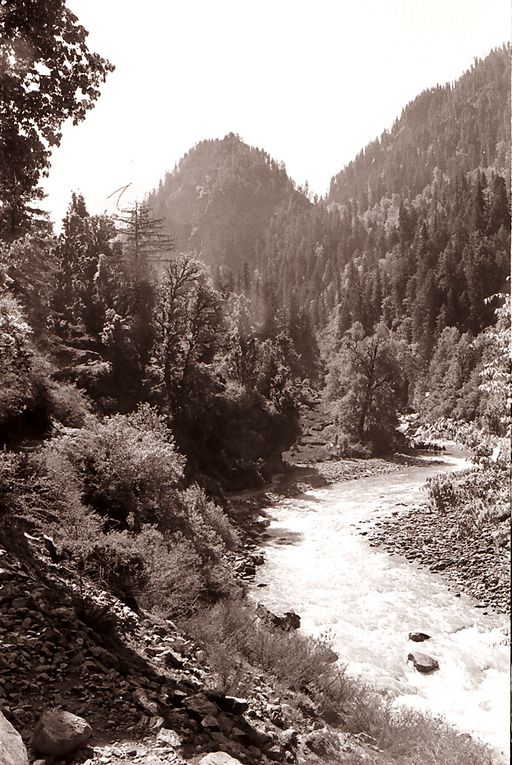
[199,753,244,765]
[0,711,29,765]
[407,652,439,674]
[31,709,92,756]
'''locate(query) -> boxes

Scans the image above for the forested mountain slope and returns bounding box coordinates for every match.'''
[328,45,510,209]
[147,132,310,282]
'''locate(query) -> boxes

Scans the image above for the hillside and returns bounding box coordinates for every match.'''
[147,133,310,282]
[328,45,510,209]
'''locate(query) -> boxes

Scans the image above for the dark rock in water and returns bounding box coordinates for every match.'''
[280,611,301,630]
[0,711,29,765]
[256,604,300,631]
[409,631,431,642]
[407,652,439,674]
[31,709,92,756]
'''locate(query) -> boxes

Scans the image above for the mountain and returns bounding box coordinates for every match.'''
[328,45,510,210]
[253,45,510,341]
[147,48,509,345]
[147,132,310,282]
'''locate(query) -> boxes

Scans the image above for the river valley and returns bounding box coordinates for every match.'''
[251,446,510,761]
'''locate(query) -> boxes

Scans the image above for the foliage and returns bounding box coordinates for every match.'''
[427,457,509,544]
[477,293,511,436]
[151,254,224,410]
[0,0,113,237]
[0,293,34,425]
[28,406,240,612]
[42,404,185,530]
[325,321,404,452]
[184,598,346,700]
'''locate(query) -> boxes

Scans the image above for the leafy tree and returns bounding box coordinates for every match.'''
[325,322,403,452]
[0,0,113,238]
[478,294,511,436]
[151,255,224,410]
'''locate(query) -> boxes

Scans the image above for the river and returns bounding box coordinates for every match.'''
[251,445,510,760]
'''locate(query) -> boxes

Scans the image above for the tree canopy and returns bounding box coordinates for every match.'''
[0,0,114,238]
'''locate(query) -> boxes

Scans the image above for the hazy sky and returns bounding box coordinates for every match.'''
[43,0,510,224]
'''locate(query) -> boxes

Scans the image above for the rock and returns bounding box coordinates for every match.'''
[407,652,439,674]
[255,604,301,631]
[162,649,184,669]
[198,753,244,765]
[305,729,340,757]
[156,727,181,747]
[408,631,431,642]
[132,689,159,716]
[0,711,29,765]
[206,693,249,715]
[31,709,92,757]
[183,694,219,718]
[201,715,220,730]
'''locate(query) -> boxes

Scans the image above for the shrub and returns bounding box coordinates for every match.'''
[183,598,348,702]
[42,404,185,530]
[47,380,92,427]
[343,687,494,765]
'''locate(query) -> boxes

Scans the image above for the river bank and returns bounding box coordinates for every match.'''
[235,447,509,617]
[249,446,509,761]
[359,469,510,616]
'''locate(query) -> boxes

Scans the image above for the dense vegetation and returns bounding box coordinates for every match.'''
[0,5,509,763]
[149,46,510,452]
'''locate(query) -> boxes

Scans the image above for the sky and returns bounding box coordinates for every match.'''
[43,0,510,225]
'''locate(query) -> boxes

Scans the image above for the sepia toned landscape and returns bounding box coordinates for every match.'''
[0,2,510,765]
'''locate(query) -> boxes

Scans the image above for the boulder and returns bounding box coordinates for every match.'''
[183,694,220,718]
[156,727,181,748]
[408,631,431,642]
[0,711,29,765]
[198,753,244,765]
[255,604,301,631]
[407,652,439,674]
[30,709,92,757]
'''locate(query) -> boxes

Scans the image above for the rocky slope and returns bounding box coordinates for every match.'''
[0,525,386,765]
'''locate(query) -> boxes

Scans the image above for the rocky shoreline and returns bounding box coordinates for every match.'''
[359,496,510,615]
[237,451,509,617]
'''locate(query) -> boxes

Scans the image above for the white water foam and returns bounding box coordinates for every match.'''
[252,446,510,760]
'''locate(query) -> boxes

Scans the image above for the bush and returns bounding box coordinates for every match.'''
[427,459,510,542]
[38,407,239,614]
[183,598,348,702]
[47,380,92,427]
[42,404,185,530]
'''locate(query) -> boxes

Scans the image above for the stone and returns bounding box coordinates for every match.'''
[255,604,301,631]
[132,688,159,716]
[408,631,431,642]
[162,649,184,669]
[201,715,221,730]
[0,711,29,765]
[183,694,219,718]
[156,727,181,748]
[207,693,249,715]
[407,652,439,674]
[198,753,244,765]
[31,709,92,757]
